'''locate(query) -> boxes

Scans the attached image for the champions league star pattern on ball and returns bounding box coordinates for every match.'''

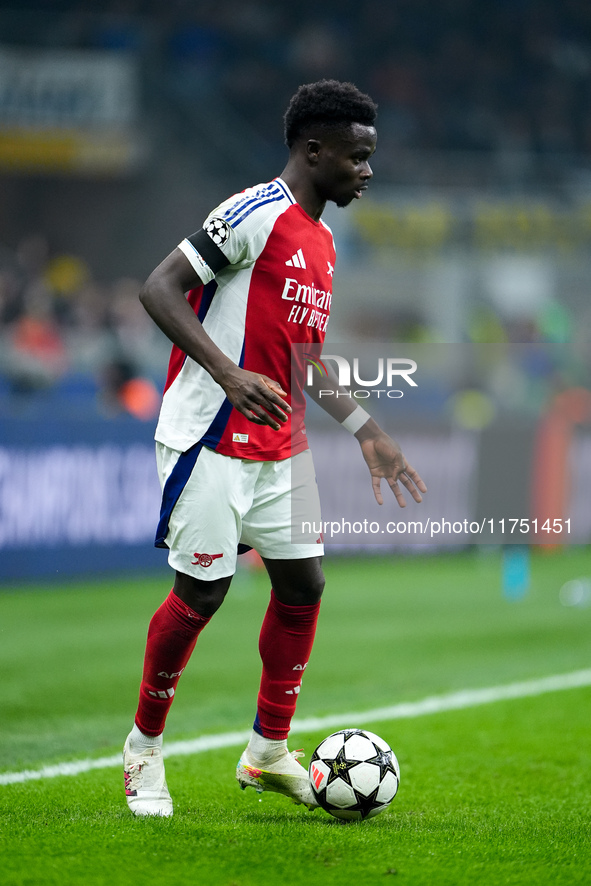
[308,729,400,821]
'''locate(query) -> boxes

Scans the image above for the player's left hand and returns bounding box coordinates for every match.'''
[358,431,427,507]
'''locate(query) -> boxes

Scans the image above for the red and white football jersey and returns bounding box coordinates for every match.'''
[155,177,336,460]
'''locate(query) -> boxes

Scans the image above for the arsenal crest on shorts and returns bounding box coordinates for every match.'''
[191,552,224,567]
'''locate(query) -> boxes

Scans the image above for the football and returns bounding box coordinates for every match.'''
[308,728,400,821]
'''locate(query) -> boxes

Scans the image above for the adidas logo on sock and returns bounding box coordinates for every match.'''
[148,688,175,699]
[285,248,306,269]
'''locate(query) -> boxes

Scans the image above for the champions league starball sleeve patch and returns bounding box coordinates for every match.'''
[204,217,231,247]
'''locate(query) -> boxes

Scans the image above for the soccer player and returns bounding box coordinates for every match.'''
[123,80,426,816]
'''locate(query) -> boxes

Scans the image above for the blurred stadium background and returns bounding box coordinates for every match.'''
[0,0,590,580]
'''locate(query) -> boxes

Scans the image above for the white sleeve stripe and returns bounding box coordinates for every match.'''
[178,239,214,282]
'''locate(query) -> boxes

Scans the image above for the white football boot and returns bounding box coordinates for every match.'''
[123,733,173,817]
[236,744,318,809]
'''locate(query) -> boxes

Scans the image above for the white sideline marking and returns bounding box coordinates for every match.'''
[2,668,591,787]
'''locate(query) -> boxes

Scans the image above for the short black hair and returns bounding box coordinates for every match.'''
[283,79,377,148]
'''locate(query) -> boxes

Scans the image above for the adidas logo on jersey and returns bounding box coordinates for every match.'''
[286,248,306,269]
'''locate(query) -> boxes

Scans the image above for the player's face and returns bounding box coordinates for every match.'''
[315,124,377,208]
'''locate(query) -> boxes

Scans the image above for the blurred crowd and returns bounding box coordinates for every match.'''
[5,0,591,162]
[0,234,165,417]
[1,0,589,418]
[167,0,591,159]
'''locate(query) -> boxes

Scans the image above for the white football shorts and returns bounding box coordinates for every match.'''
[155,442,324,581]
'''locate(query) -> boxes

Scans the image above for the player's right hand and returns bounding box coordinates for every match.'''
[220,367,291,431]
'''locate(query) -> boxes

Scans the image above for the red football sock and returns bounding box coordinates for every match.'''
[256,589,321,740]
[135,589,210,736]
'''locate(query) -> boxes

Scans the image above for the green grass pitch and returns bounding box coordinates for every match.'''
[1,548,591,885]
